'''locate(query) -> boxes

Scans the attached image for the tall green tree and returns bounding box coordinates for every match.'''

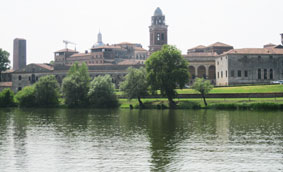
[0,49,10,82]
[88,75,119,108]
[145,45,189,108]
[62,62,90,107]
[192,78,213,107]
[34,75,60,107]
[120,67,148,107]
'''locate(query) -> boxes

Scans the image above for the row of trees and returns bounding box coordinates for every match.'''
[0,45,213,108]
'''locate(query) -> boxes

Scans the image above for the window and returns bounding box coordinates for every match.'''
[244,70,248,77]
[18,75,22,80]
[18,87,22,91]
[226,70,227,77]
[218,72,219,78]
[264,69,267,79]
[270,69,273,80]
[221,71,223,78]
[238,70,241,77]
[161,33,164,40]
[258,69,261,79]
[157,33,160,41]
[269,55,273,59]
[258,56,261,60]
[231,70,235,77]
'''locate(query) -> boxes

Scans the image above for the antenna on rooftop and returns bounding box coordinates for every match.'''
[63,40,77,50]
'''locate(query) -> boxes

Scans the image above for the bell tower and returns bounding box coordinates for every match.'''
[149,7,168,53]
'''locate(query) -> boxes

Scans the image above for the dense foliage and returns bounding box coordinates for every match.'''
[34,75,60,107]
[192,78,213,106]
[0,88,15,107]
[145,45,189,108]
[0,49,10,81]
[120,67,148,107]
[88,75,119,108]
[15,86,36,107]
[62,62,90,107]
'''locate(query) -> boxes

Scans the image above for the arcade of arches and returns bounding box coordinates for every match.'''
[188,65,216,84]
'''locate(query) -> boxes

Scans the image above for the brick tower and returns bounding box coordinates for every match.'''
[149,7,168,53]
[13,38,26,70]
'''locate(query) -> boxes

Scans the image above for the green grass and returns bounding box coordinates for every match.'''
[177,84,283,94]
[117,85,283,96]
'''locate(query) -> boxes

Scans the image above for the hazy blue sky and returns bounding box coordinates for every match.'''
[1,0,283,64]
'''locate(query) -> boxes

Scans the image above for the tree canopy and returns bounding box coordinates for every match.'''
[120,67,148,107]
[0,88,15,107]
[62,62,90,107]
[145,45,189,108]
[0,49,10,81]
[88,75,119,108]
[34,75,60,107]
[192,78,213,106]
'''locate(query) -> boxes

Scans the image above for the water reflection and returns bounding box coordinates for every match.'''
[0,108,283,171]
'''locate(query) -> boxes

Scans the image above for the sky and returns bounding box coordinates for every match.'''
[1,0,283,65]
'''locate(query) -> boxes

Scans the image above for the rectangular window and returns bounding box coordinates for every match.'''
[270,69,273,80]
[231,70,235,77]
[221,71,223,78]
[226,70,228,77]
[238,70,241,77]
[218,72,219,78]
[258,69,261,79]
[264,69,267,79]
[244,70,248,77]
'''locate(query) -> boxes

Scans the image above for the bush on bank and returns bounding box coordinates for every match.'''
[0,88,16,107]
[15,86,36,107]
[88,75,119,108]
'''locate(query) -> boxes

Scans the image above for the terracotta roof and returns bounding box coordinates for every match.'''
[185,52,218,57]
[188,45,206,50]
[207,42,233,48]
[54,48,78,53]
[33,64,54,71]
[91,45,121,49]
[118,60,143,65]
[70,53,93,57]
[2,69,14,73]
[134,47,147,51]
[116,42,137,45]
[0,82,12,87]
[223,48,283,55]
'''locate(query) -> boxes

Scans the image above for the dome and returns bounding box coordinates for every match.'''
[154,7,163,16]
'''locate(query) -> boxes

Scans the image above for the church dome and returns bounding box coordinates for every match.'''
[154,7,163,16]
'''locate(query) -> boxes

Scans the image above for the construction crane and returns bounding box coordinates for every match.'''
[63,40,77,50]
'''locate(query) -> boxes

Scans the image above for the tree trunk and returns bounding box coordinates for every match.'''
[138,96,144,108]
[201,93,208,107]
[168,97,176,109]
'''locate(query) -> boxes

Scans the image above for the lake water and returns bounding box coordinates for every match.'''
[0,108,283,171]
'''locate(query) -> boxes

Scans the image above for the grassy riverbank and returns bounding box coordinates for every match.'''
[119,97,283,110]
[116,85,283,95]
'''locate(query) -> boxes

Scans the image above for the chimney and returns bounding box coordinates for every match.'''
[281,33,283,45]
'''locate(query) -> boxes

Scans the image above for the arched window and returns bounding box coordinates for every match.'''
[18,75,22,80]
[208,66,216,79]
[197,66,206,78]
[188,66,196,79]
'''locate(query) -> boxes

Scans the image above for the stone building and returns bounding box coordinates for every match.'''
[184,42,234,85]
[216,46,283,86]
[13,38,26,70]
